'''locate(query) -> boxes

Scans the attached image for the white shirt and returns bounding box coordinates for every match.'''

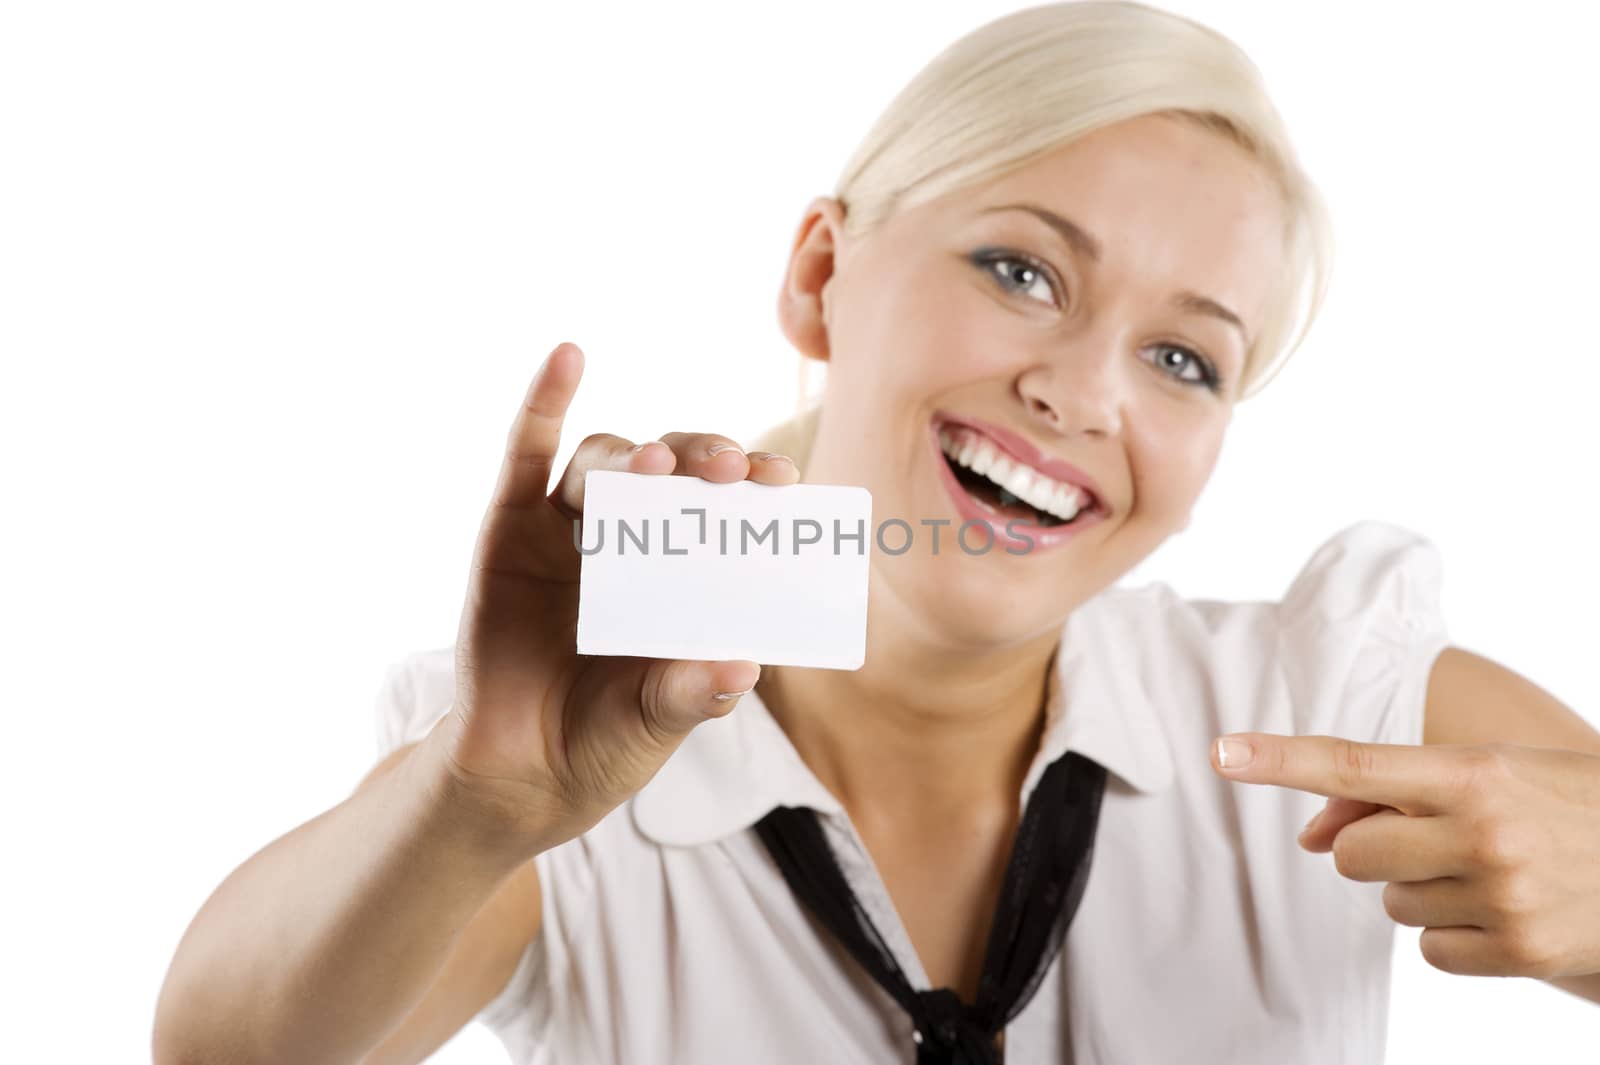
[374,519,1452,1065]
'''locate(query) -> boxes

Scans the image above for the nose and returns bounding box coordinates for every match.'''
[1015,354,1122,438]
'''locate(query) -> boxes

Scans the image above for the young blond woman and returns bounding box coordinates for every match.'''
[154,3,1600,1062]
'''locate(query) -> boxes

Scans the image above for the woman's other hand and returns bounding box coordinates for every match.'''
[1214,733,1600,981]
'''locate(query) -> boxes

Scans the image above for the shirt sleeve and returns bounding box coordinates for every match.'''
[1273,519,1453,749]
[372,645,457,758]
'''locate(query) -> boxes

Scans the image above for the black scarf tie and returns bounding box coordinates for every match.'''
[754,751,1108,1064]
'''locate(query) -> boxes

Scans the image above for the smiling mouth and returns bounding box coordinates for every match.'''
[943,452,1067,525]
[936,424,1101,528]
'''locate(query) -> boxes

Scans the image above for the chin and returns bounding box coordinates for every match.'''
[898,554,1073,649]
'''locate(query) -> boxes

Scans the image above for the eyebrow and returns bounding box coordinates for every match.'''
[977,202,1251,346]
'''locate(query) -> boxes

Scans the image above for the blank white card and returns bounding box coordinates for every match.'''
[575,470,873,670]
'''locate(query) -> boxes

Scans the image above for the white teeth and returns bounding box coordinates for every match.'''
[1005,466,1034,499]
[936,425,1091,522]
[1052,482,1082,520]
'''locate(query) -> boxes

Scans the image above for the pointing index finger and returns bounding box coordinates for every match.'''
[1211,732,1474,815]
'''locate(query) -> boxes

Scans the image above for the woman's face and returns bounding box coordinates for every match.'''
[779,112,1287,650]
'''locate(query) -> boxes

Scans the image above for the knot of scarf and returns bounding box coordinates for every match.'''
[910,985,1002,1064]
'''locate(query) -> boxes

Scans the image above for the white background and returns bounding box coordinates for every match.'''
[4,0,1598,1060]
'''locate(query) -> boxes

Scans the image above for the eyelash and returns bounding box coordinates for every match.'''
[971,249,1227,395]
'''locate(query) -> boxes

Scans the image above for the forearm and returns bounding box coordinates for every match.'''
[1545,971,1600,1008]
[154,717,550,1065]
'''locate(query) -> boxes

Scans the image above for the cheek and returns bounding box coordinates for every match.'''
[840,255,1017,388]
[1128,414,1227,517]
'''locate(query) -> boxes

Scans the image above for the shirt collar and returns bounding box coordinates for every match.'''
[631,589,1176,848]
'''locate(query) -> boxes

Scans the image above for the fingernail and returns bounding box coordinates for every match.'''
[629,441,654,453]
[712,688,752,701]
[1299,810,1323,838]
[749,451,794,464]
[1216,737,1254,770]
[707,443,743,457]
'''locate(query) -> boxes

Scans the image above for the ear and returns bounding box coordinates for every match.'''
[777,196,849,363]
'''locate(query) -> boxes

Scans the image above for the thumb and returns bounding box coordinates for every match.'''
[639,658,762,741]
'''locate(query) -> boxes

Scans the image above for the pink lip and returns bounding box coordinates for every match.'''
[931,410,1108,511]
[926,417,1110,554]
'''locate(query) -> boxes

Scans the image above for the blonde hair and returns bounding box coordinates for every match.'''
[753,0,1332,475]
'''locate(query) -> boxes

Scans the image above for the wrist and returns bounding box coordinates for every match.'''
[405,709,571,870]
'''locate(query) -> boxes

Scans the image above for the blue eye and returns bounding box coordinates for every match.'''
[973,250,1060,307]
[1147,343,1224,393]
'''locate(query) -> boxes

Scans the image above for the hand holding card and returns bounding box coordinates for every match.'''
[435,341,814,854]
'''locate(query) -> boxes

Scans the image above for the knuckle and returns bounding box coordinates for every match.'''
[1466,814,1526,870]
[1481,741,1518,764]
[572,431,631,464]
[636,667,676,748]
[664,430,741,451]
[1485,870,1540,919]
[1381,882,1416,925]
[1416,929,1459,974]
[1330,835,1369,880]
[1331,738,1375,788]
[1464,745,1514,788]
[1502,926,1559,977]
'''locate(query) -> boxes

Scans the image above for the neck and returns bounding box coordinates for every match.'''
[756,600,1061,830]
